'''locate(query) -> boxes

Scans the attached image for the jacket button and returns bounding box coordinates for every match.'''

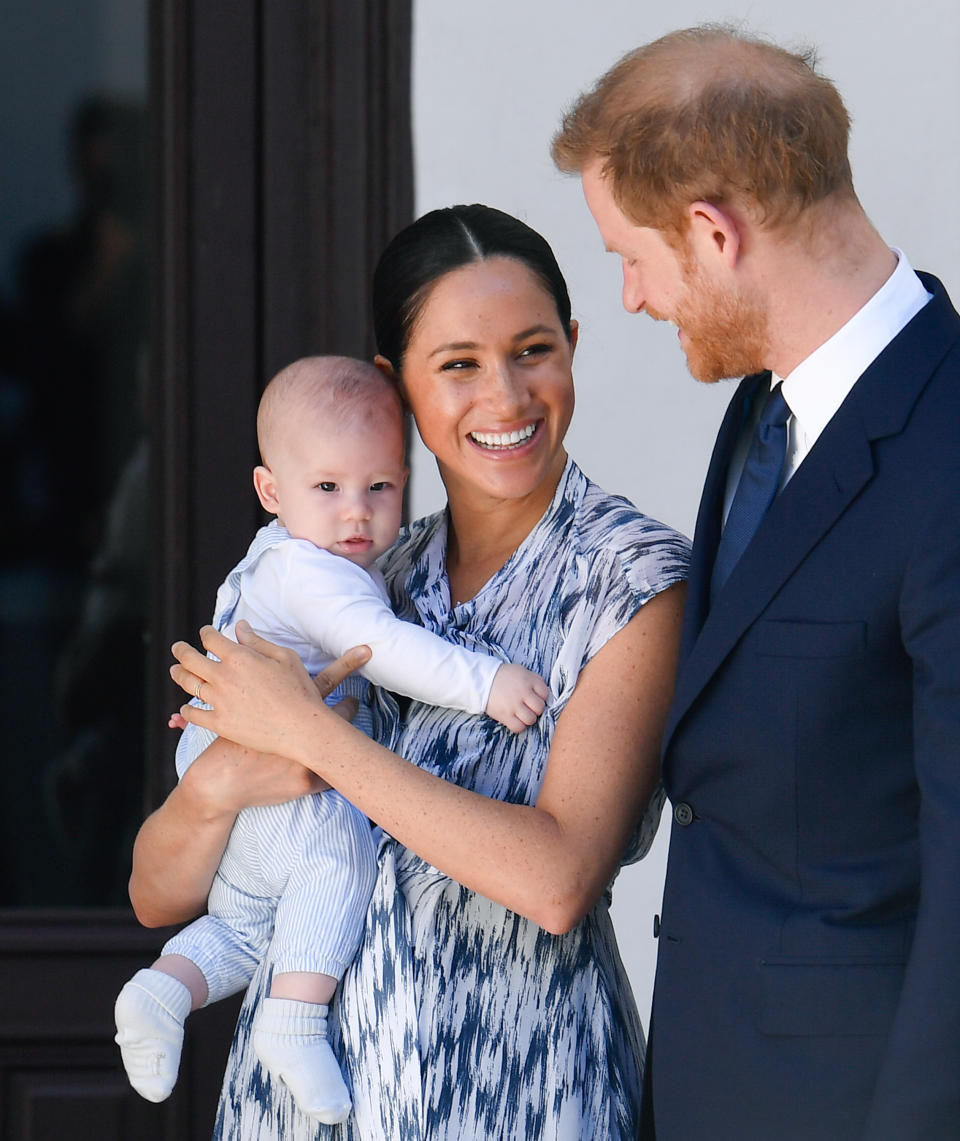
[673,801,694,827]
[653,914,661,938]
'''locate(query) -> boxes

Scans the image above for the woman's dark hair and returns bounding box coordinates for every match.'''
[372,204,573,370]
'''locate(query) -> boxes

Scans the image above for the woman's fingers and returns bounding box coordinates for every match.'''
[169,622,334,760]
[171,636,211,677]
[232,620,296,660]
[312,645,372,701]
[170,660,204,701]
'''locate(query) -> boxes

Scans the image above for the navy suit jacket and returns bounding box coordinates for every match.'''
[646,274,960,1140]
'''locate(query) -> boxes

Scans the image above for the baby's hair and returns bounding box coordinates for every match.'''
[257,355,403,467]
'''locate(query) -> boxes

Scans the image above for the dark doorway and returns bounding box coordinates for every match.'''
[0,2,411,1136]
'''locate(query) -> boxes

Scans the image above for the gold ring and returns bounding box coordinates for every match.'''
[194,678,203,701]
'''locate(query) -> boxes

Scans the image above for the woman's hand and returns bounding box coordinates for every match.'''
[129,637,370,927]
[170,622,371,766]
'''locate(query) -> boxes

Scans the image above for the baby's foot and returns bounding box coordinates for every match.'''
[114,968,192,1102]
[253,996,351,1124]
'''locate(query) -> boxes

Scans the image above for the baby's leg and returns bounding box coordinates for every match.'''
[253,792,378,1124]
[116,842,272,1105]
[253,972,350,1125]
[114,954,205,1102]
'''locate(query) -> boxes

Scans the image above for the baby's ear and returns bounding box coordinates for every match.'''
[253,465,280,514]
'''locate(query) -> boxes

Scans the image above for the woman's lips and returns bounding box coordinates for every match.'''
[468,420,540,451]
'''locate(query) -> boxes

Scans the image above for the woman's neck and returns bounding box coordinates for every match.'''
[443,452,567,606]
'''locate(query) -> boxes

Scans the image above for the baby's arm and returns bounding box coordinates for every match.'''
[331,595,547,732]
[484,663,549,733]
[275,548,548,731]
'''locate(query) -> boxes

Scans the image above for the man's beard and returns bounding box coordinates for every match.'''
[662,260,770,384]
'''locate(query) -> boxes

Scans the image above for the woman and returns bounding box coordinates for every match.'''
[137,205,689,1139]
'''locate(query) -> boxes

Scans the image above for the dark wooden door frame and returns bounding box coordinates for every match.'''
[147,0,413,800]
[0,3,412,1137]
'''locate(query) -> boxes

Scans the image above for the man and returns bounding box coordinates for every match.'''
[553,25,960,1141]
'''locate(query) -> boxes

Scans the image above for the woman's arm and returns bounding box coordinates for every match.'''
[172,585,684,934]
[129,739,325,926]
[129,647,371,927]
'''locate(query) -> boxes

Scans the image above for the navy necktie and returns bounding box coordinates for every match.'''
[710,384,791,599]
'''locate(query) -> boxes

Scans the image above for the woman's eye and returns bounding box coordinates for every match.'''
[440,358,474,372]
[317,482,337,492]
[519,342,552,360]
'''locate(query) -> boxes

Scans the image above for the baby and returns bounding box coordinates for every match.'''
[114,356,548,1123]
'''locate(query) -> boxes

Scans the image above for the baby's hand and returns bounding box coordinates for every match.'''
[168,712,188,731]
[486,663,549,733]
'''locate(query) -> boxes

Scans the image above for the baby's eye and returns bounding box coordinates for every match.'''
[369,481,390,493]
[317,481,338,492]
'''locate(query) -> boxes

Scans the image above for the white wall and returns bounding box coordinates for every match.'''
[411,0,960,1023]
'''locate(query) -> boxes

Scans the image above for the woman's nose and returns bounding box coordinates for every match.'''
[487,361,527,412]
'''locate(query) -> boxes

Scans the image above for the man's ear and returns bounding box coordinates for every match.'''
[686,200,742,268]
[253,465,280,515]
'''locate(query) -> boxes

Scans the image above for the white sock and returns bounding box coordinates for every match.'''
[253,996,351,1124]
[114,968,193,1103]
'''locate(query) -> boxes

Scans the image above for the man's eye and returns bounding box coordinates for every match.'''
[318,482,337,492]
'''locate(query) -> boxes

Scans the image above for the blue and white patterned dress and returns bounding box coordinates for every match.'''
[212,459,690,1141]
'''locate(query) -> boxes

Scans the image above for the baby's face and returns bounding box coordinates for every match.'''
[269,415,407,568]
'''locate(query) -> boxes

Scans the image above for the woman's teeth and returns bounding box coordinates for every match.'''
[470,423,537,449]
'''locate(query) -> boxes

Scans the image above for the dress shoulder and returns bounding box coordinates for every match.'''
[572,476,690,608]
[576,478,690,565]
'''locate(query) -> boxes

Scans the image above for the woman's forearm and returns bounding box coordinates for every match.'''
[128,767,237,927]
[129,735,327,926]
[285,703,649,935]
[284,593,678,931]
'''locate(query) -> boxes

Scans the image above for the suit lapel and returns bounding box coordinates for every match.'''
[664,273,960,750]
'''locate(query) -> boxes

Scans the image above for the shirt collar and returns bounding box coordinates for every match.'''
[777,249,932,439]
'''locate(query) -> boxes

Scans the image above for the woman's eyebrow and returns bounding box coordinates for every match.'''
[512,324,556,341]
[427,325,557,359]
[428,341,478,358]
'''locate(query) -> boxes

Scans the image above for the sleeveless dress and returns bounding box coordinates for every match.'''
[211,459,690,1141]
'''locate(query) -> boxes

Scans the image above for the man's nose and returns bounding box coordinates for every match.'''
[621,260,645,314]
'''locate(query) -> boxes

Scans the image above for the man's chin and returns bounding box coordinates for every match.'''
[682,344,763,385]
[683,350,736,385]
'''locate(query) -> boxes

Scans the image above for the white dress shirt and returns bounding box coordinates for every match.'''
[722,249,932,522]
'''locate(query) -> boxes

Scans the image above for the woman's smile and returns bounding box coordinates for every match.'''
[468,419,541,451]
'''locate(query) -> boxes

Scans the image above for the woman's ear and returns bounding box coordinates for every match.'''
[253,465,280,515]
[568,318,579,356]
[374,354,409,409]
[373,354,395,379]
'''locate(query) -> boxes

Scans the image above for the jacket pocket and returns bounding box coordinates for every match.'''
[757,957,903,1036]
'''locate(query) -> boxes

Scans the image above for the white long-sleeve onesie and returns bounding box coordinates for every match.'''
[162,522,503,1003]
